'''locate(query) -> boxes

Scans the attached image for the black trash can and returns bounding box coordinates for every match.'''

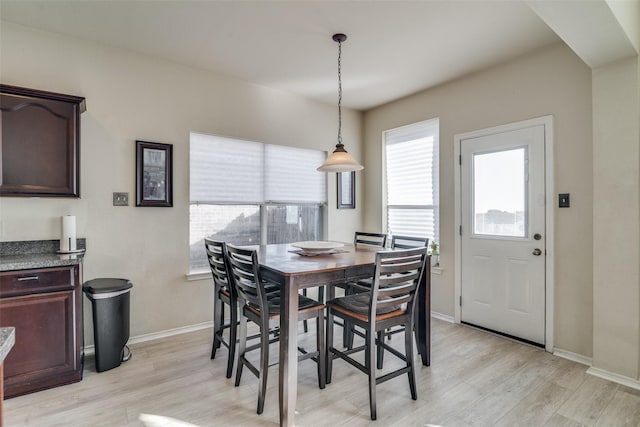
[83,278,133,372]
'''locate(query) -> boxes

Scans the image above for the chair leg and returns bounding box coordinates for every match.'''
[302,289,309,333]
[257,321,270,415]
[343,285,355,350]
[212,291,223,359]
[376,330,384,369]
[219,302,225,349]
[326,308,334,384]
[405,321,417,400]
[343,320,355,350]
[234,315,248,387]
[366,329,377,421]
[316,310,326,389]
[226,302,238,379]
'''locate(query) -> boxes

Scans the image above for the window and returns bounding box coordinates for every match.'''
[189,133,326,272]
[384,118,439,245]
[473,147,526,237]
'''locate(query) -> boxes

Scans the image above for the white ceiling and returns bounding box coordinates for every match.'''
[0,1,567,110]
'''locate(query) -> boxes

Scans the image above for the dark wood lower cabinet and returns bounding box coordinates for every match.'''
[0,265,83,398]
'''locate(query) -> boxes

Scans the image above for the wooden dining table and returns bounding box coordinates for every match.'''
[253,242,431,427]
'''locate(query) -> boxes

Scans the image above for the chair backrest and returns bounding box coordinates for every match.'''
[204,238,235,298]
[370,247,428,318]
[354,231,387,248]
[391,235,429,250]
[225,244,269,312]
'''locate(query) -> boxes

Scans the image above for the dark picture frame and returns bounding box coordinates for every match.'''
[337,171,356,209]
[136,140,173,207]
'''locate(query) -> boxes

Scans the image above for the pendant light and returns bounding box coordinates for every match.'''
[317,33,364,173]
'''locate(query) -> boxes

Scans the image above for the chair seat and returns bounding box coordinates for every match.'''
[329,293,405,322]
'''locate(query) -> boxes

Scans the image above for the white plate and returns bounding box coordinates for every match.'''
[291,241,344,253]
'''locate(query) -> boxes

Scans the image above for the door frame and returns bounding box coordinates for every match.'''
[453,115,555,352]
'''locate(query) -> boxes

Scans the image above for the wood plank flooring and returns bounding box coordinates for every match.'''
[4,318,640,426]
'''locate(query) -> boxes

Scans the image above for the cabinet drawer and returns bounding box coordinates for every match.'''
[0,266,76,297]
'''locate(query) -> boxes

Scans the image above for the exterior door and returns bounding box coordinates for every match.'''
[460,123,546,345]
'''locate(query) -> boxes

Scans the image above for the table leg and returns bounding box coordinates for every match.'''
[415,256,431,366]
[279,276,298,427]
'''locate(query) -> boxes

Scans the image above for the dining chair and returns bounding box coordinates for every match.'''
[340,231,389,348]
[204,238,237,379]
[352,234,428,292]
[348,235,429,369]
[326,247,428,421]
[205,238,280,379]
[226,243,326,415]
[351,235,429,342]
[391,235,429,250]
[354,231,387,248]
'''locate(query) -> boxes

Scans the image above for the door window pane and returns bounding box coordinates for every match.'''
[473,147,527,237]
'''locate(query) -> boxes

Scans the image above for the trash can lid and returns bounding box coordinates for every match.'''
[83,278,133,295]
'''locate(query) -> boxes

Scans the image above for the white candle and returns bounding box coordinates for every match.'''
[60,215,77,252]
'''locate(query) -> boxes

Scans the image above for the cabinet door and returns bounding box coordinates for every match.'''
[0,289,82,397]
[0,85,85,197]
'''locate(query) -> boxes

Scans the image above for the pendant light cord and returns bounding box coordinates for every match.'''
[337,39,343,146]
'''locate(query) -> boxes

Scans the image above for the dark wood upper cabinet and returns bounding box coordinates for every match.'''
[0,85,86,197]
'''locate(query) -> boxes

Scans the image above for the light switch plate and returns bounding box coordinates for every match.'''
[113,192,129,206]
[559,193,570,208]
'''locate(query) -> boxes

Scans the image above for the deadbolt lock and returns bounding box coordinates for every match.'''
[534,233,542,240]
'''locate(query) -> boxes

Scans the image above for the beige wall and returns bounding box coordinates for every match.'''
[363,43,594,356]
[0,22,364,343]
[607,0,640,54]
[592,56,640,379]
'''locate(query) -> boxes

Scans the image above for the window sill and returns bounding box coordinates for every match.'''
[186,271,210,281]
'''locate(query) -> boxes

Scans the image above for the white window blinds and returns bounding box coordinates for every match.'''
[190,132,326,204]
[384,118,439,243]
[265,144,326,203]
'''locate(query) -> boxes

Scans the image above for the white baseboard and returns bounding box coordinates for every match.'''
[431,311,455,323]
[553,348,593,366]
[83,321,213,356]
[587,366,640,391]
[84,313,457,357]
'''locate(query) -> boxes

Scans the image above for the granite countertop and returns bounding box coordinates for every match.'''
[0,239,86,272]
[0,327,15,363]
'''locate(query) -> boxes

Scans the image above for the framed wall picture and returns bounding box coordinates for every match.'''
[337,171,355,209]
[136,140,173,207]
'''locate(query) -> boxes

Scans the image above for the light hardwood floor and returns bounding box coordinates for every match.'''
[4,318,640,426]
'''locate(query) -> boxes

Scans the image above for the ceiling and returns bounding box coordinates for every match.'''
[0,1,565,110]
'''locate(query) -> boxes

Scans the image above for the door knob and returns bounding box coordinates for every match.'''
[532,248,542,256]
